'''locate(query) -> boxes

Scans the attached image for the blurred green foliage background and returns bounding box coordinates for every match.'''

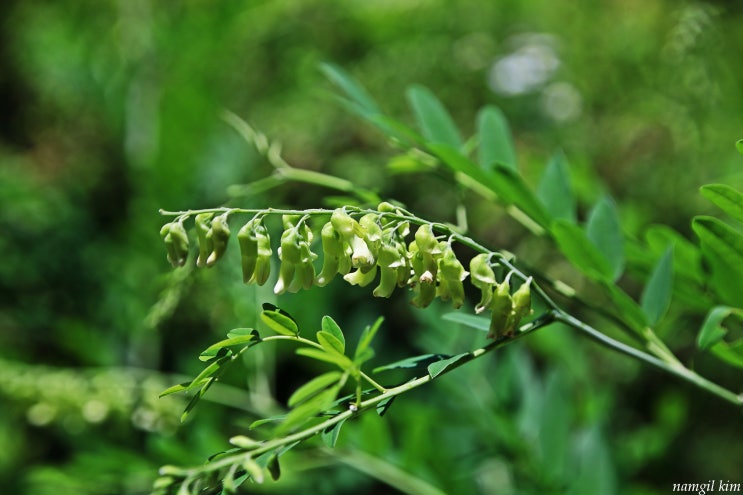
[1,0,742,493]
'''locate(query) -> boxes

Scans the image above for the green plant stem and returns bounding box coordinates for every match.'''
[160,313,555,483]
[553,311,743,407]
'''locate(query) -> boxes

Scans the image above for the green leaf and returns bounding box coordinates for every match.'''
[181,377,216,422]
[227,327,258,339]
[249,415,286,429]
[267,454,281,481]
[644,225,703,283]
[692,216,743,307]
[373,353,450,374]
[321,316,345,353]
[441,312,489,332]
[491,164,552,228]
[406,85,463,148]
[186,355,231,392]
[199,332,258,362]
[317,331,346,356]
[288,371,344,408]
[477,105,516,170]
[697,306,738,350]
[322,418,347,448]
[700,184,743,224]
[736,139,743,155]
[375,396,395,417]
[369,114,426,148]
[640,246,674,325]
[537,151,576,222]
[278,385,340,434]
[355,317,383,361]
[711,339,743,368]
[320,62,380,117]
[552,220,613,281]
[260,304,299,336]
[159,381,190,398]
[427,352,471,379]
[296,347,353,369]
[586,196,624,281]
[603,283,648,332]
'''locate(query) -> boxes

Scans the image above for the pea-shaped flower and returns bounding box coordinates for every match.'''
[274,225,317,295]
[160,221,189,267]
[195,212,214,268]
[331,209,376,272]
[469,253,497,313]
[436,244,468,309]
[238,218,272,285]
[508,277,533,332]
[487,279,513,339]
[372,232,408,298]
[315,222,351,286]
[408,240,437,308]
[206,213,231,267]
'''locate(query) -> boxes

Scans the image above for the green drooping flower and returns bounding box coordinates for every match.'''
[206,213,231,267]
[436,243,468,309]
[469,253,497,313]
[160,221,189,267]
[238,218,272,285]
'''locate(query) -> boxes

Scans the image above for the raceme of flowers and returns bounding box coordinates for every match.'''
[159,203,532,338]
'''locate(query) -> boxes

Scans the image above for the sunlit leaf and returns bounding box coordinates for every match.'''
[260,303,299,336]
[586,196,624,281]
[640,246,674,325]
[477,105,516,171]
[249,415,286,430]
[700,184,743,224]
[427,353,470,379]
[288,371,344,408]
[537,151,576,223]
[199,332,258,362]
[159,381,190,398]
[296,347,353,369]
[407,85,463,148]
[278,385,340,434]
[317,331,345,356]
[321,316,345,352]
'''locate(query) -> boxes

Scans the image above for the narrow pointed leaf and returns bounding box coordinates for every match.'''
[736,139,743,155]
[355,316,383,361]
[427,352,471,379]
[442,312,489,332]
[296,347,353,369]
[373,353,450,373]
[477,105,516,170]
[260,304,299,336]
[697,306,736,350]
[321,316,345,352]
[537,151,576,222]
[199,333,257,361]
[640,246,674,325]
[320,62,380,116]
[700,184,743,224]
[278,386,340,434]
[407,85,463,148]
[159,382,191,398]
[267,454,281,481]
[186,355,231,392]
[552,220,613,281]
[586,196,624,281]
[181,377,216,422]
[375,396,396,417]
[288,371,343,407]
[322,417,348,448]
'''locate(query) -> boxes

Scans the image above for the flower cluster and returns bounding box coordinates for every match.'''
[160,204,533,338]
